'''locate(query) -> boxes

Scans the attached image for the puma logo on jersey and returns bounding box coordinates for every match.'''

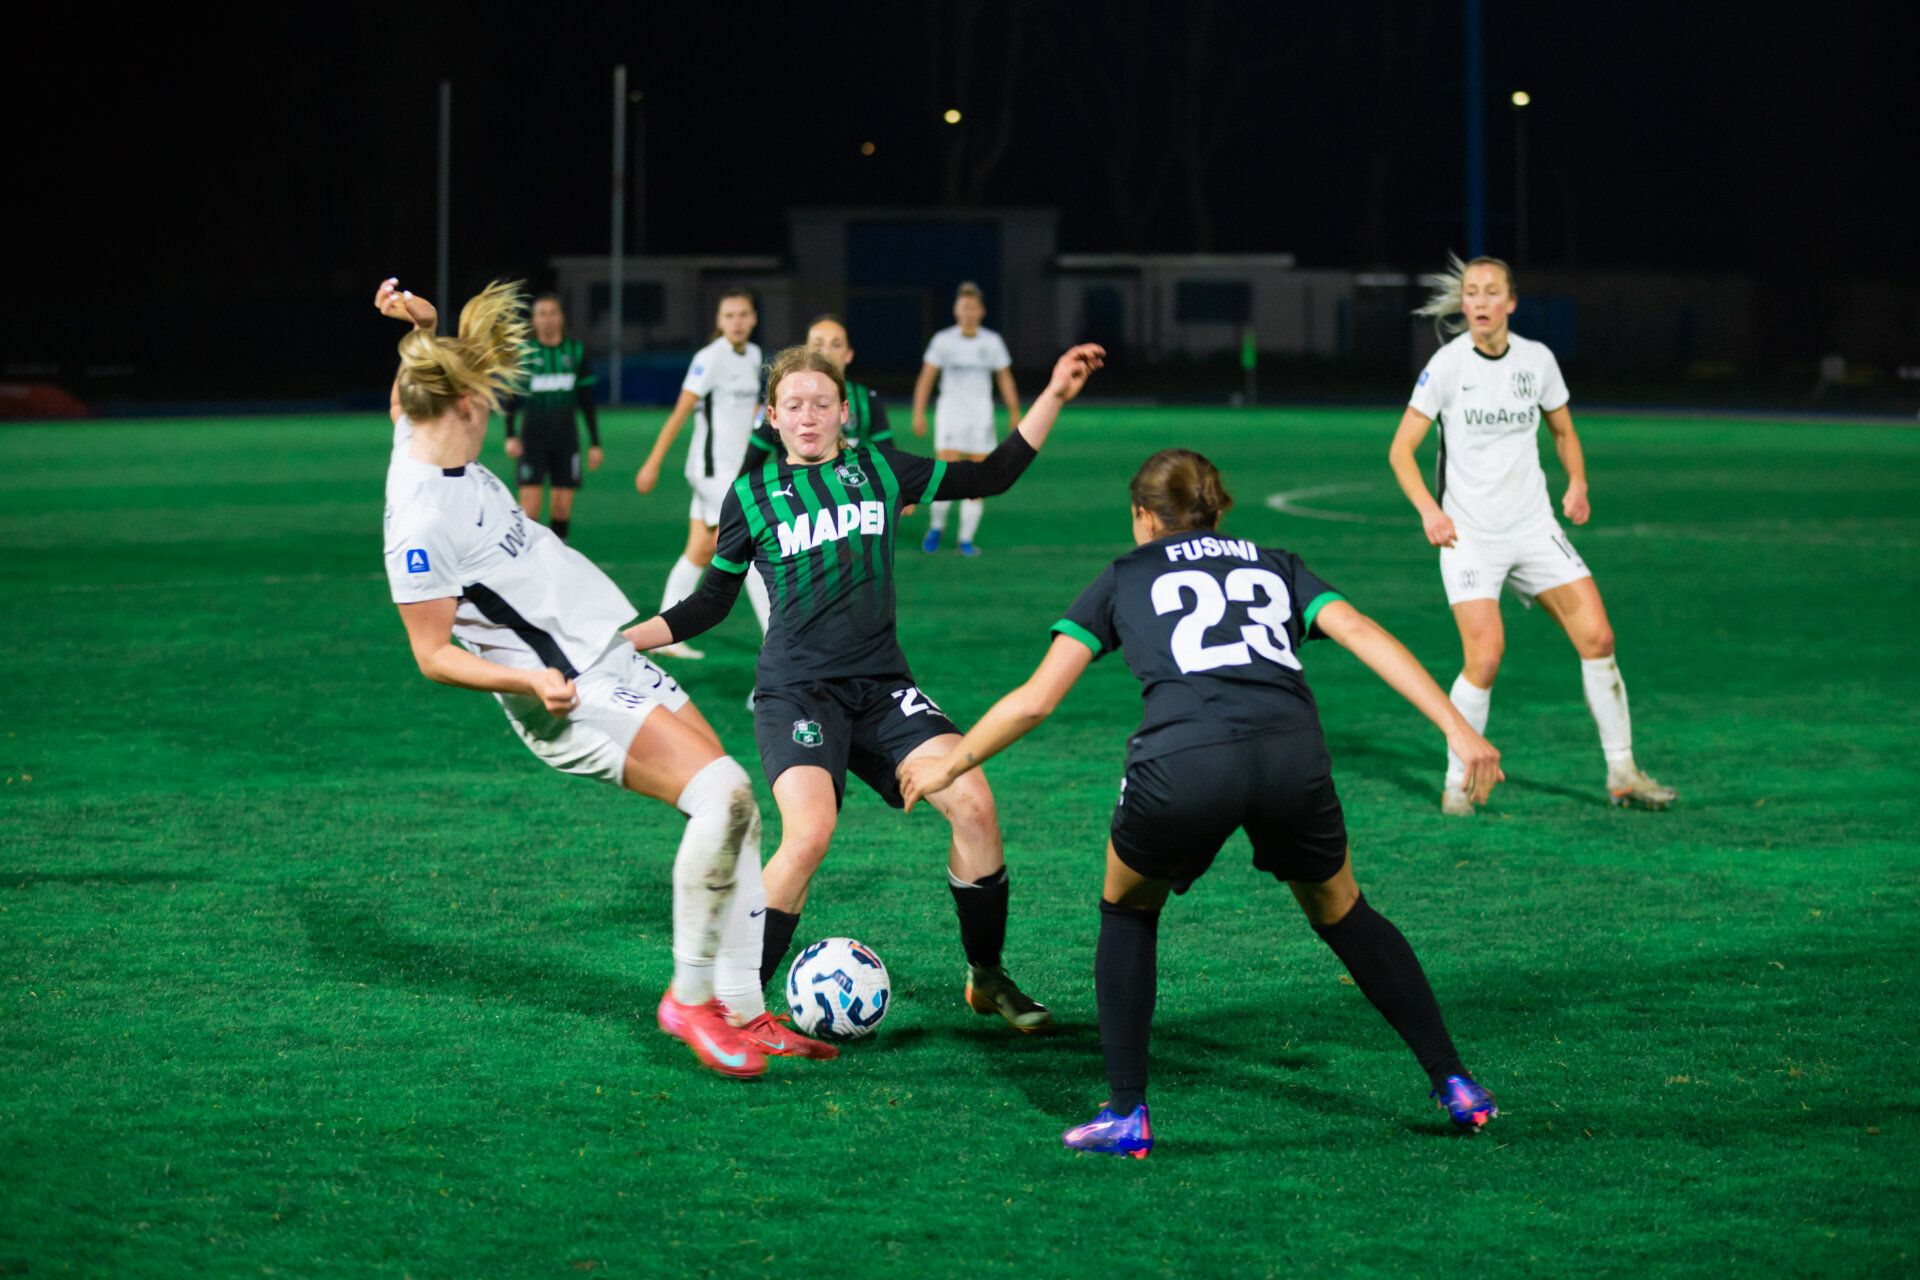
[528,372,577,393]
[776,501,886,558]
[1164,536,1259,563]
[773,485,795,499]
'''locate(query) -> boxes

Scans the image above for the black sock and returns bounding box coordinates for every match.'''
[760,907,801,990]
[551,518,570,542]
[1096,898,1159,1113]
[1311,895,1467,1090]
[949,867,1009,969]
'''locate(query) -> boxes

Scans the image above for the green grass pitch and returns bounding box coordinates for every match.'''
[3,405,1916,1278]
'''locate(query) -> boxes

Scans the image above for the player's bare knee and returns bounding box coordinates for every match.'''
[941,774,999,841]
[1463,651,1503,688]
[1582,626,1615,659]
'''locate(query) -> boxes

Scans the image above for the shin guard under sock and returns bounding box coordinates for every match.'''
[948,867,1010,969]
[759,907,801,992]
[1312,895,1466,1089]
[1096,898,1160,1113]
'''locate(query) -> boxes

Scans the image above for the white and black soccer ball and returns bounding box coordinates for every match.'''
[785,937,891,1039]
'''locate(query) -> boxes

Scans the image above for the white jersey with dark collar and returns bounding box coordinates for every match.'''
[1408,332,1570,541]
[383,423,637,675]
[681,338,763,483]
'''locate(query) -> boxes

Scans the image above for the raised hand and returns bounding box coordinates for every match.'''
[374,277,437,331]
[1046,344,1106,402]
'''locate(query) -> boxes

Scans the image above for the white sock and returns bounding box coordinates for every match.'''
[958,499,984,545]
[715,811,767,1022]
[743,567,771,635]
[659,555,705,614]
[1445,673,1493,786]
[1581,655,1636,769]
[668,756,756,1006]
[929,500,952,532]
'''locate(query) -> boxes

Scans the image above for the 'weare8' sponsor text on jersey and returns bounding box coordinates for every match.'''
[1052,531,1346,767]
[384,420,636,674]
[1409,332,1571,541]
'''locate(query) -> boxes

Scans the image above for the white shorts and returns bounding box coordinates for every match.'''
[1439,528,1590,608]
[494,639,691,786]
[934,410,997,456]
[686,474,731,527]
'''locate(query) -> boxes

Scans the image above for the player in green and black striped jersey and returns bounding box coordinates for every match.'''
[504,295,601,542]
[625,340,1106,1032]
[737,315,891,478]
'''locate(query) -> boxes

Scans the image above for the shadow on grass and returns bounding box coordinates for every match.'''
[292,890,676,1058]
[1325,730,1609,810]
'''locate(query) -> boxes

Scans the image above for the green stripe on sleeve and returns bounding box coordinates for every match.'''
[1050,619,1103,654]
[710,552,748,574]
[920,459,948,505]
[1301,592,1346,637]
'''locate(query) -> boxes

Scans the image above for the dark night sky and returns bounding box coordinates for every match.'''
[9,0,1912,396]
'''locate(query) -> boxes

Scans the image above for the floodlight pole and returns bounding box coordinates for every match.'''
[437,79,452,311]
[1464,0,1486,258]
[610,64,627,406]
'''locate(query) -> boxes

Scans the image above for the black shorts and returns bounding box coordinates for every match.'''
[1109,733,1348,893]
[516,438,583,489]
[753,675,959,809]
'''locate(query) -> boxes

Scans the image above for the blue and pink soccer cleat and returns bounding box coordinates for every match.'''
[1433,1074,1498,1130]
[1062,1103,1153,1158]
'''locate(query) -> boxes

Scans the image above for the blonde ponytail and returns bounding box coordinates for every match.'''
[396,280,530,421]
[1413,253,1515,338]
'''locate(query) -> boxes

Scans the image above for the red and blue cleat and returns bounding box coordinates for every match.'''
[1433,1074,1498,1130]
[1061,1103,1153,1158]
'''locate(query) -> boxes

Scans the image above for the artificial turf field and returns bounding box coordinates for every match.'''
[3,405,1916,1279]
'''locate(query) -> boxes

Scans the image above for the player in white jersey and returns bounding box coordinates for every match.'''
[635,290,772,657]
[374,276,835,1074]
[912,282,1021,555]
[1388,255,1676,815]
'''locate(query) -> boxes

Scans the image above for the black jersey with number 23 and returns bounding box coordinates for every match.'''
[1052,531,1346,767]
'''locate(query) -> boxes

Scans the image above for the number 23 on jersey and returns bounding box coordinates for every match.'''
[1152,568,1301,674]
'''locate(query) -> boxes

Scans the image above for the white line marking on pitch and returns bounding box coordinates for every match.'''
[1265,483,1412,524]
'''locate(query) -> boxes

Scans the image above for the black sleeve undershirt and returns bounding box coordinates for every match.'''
[658,565,746,643]
[930,430,1038,501]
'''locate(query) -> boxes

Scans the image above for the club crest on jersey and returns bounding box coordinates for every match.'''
[1511,370,1538,399]
[792,720,823,748]
[834,462,868,489]
[405,549,431,573]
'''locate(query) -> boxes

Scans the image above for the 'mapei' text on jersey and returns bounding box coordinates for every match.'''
[1408,332,1571,541]
[709,443,949,684]
[923,326,1011,432]
[508,339,599,446]
[384,423,635,674]
[1053,532,1345,766]
[682,338,763,481]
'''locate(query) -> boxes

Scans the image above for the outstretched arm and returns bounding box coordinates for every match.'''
[397,597,577,714]
[1387,406,1456,548]
[376,277,438,425]
[899,636,1095,811]
[1312,601,1502,801]
[926,344,1106,501]
[1543,405,1589,524]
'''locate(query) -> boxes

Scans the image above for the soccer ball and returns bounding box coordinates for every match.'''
[785,937,891,1039]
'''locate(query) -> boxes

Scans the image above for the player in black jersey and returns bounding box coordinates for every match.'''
[504,295,600,543]
[737,315,891,478]
[624,341,1107,1032]
[901,449,1505,1155]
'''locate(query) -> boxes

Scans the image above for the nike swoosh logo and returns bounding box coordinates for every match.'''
[695,1029,749,1068]
[749,907,767,918]
[1462,384,1477,390]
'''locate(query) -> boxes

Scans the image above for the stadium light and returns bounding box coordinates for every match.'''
[860,141,876,156]
[943,108,962,124]
[1511,90,1531,107]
